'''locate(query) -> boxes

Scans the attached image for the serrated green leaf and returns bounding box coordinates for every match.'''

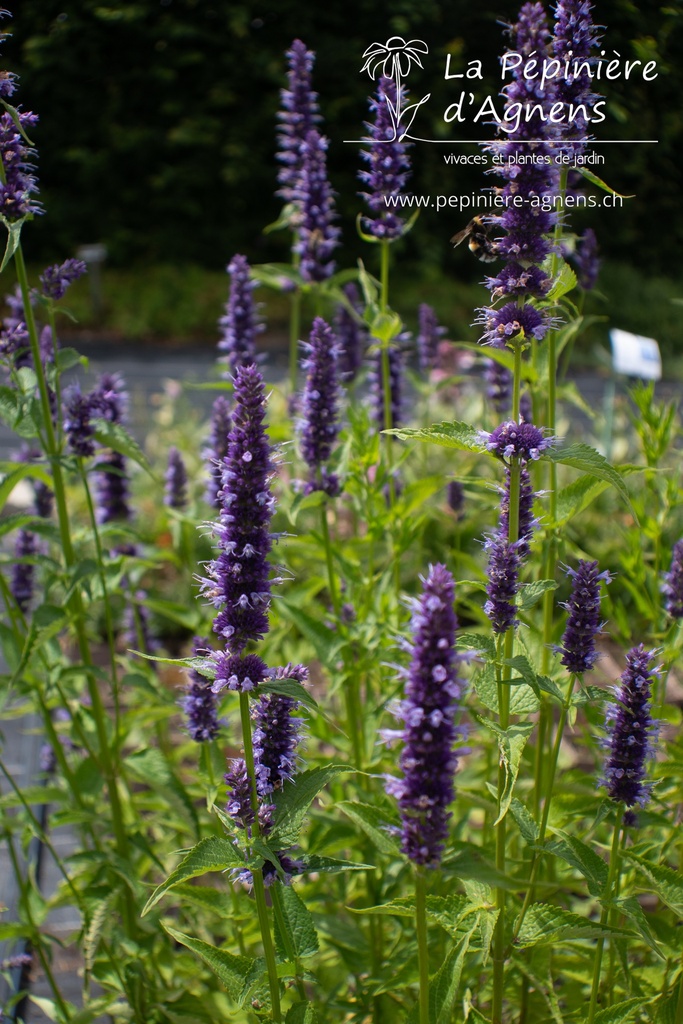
[553,475,611,527]
[285,1003,319,1024]
[547,260,577,302]
[300,855,373,873]
[475,718,533,824]
[337,801,400,856]
[55,347,86,372]
[594,997,646,1023]
[430,925,476,1023]
[275,884,319,959]
[545,830,609,897]
[386,421,485,453]
[614,895,662,956]
[92,419,152,475]
[509,798,539,844]
[259,678,319,714]
[547,443,636,520]
[626,853,683,916]
[518,580,557,609]
[516,903,622,948]
[162,925,255,1000]
[126,747,199,836]
[575,166,635,198]
[457,632,496,659]
[269,765,354,847]
[142,836,244,915]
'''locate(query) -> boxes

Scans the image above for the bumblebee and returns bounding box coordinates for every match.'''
[450,216,498,262]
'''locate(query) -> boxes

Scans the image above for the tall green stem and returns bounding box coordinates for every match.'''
[239,693,282,1022]
[587,806,625,1024]
[415,866,430,1024]
[289,284,301,395]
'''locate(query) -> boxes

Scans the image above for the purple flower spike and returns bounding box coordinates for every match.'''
[553,0,602,152]
[484,354,512,415]
[92,372,128,424]
[484,534,521,634]
[0,109,41,222]
[276,40,321,205]
[199,365,276,654]
[218,255,263,377]
[39,259,87,300]
[225,758,256,830]
[11,528,37,612]
[253,663,307,797]
[573,229,600,291]
[447,480,465,518]
[63,384,98,458]
[299,316,341,495]
[558,559,611,674]
[603,645,659,817]
[182,637,220,742]
[293,130,340,283]
[334,283,366,381]
[211,652,268,695]
[417,304,446,374]
[359,77,412,240]
[483,420,554,463]
[385,564,462,867]
[96,451,131,525]
[663,540,683,618]
[165,446,188,510]
[477,302,553,347]
[205,395,232,509]
[499,465,537,560]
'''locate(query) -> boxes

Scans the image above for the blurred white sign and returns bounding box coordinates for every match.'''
[610,328,661,381]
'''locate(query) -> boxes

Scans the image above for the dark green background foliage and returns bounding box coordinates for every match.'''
[4,0,683,273]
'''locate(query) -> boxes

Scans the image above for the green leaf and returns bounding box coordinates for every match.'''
[162,925,255,1000]
[509,798,539,844]
[299,855,374,873]
[142,836,245,915]
[547,259,578,302]
[287,488,326,524]
[337,801,400,856]
[259,678,319,714]
[368,310,403,344]
[285,1004,318,1024]
[0,218,24,272]
[575,166,635,198]
[593,997,646,1023]
[457,632,496,659]
[92,419,153,475]
[55,347,87,372]
[516,903,620,948]
[547,443,636,520]
[277,599,340,664]
[269,765,354,847]
[553,475,611,527]
[275,884,319,959]
[614,895,662,956]
[476,718,533,825]
[518,580,557,609]
[545,830,608,897]
[0,463,52,512]
[430,926,476,1023]
[386,421,486,453]
[626,853,683,916]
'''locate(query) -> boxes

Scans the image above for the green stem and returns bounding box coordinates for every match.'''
[320,500,340,620]
[587,806,625,1024]
[271,884,307,1001]
[415,866,430,1024]
[239,693,282,1022]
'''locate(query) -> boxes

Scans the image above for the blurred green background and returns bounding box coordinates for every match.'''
[3,0,683,358]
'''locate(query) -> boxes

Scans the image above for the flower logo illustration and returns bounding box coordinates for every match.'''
[361,36,430,140]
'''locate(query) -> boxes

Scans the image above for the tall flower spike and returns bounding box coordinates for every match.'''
[218,255,263,377]
[10,528,37,612]
[91,372,131,526]
[663,539,683,618]
[553,0,602,154]
[63,384,98,458]
[334,283,366,382]
[200,364,276,656]
[165,446,188,510]
[276,39,321,205]
[253,664,307,799]
[359,77,412,240]
[385,564,462,867]
[182,638,220,742]
[0,109,41,223]
[205,395,232,509]
[573,228,600,291]
[417,304,446,374]
[299,316,341,496]
[292,130,340,283]
[603,645,659,820]
[558,559,611,674]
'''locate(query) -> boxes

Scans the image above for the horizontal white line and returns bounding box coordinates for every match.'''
[344,138,658,144]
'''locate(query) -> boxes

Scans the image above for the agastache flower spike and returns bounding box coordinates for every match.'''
[40,259,87,300]
[182,638,220,742]
[91,372,132,525]
[573,228,600,291]
[218,255,263,377]
[663,539,683,618]
[299,316,341,496]
[200,364,276,659]
[603,645,659,820]
[253,664,307,799]
[62,384,98,458]
[483,420,554,463]
[553,0,602,153]
[204,395,232,509]
[164,446,188,510]
[417,304,446,374]
[0,109,41,222]
[359,77,412,240]
[385,564,463,866]
[276,40,321,205]
[292,129,340,283]
[10,528,37,612]
[557,560,611,674]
